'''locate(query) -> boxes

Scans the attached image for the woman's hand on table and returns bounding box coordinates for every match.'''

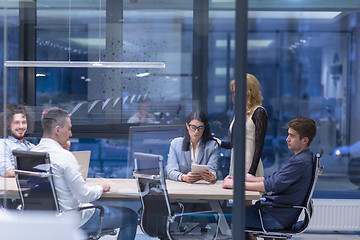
[182,172,201,183]
[200,170,216,183]
[222,175,234,189]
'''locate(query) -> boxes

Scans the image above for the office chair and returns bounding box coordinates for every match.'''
[133,152,221,240]
[245,150,324,240]
[12,150,117,240]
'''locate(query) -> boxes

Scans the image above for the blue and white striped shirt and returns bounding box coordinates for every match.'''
[0,135,35,176]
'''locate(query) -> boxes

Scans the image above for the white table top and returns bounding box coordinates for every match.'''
[0,177,260,201]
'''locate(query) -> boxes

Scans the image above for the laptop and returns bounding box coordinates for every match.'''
[71,151,91,180]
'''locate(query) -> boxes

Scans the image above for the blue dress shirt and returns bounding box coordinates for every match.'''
[0,135,35,176]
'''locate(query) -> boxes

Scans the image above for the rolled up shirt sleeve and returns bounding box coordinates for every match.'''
[0,140,14,176]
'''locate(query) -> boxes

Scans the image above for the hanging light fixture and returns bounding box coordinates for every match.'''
[5,61,165,68]
[5,0,165,69]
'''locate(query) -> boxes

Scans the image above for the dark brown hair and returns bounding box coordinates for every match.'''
[288,117,316,146]
[0,103,34,136]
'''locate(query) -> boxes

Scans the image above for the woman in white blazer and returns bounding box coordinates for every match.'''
[166,110,218,183]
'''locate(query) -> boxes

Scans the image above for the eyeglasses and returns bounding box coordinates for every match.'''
[188,124,205,132]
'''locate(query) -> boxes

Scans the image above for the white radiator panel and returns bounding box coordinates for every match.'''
[308,199,360,231]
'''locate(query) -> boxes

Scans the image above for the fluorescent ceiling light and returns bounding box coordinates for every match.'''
[5,61,166,69]
[71,38,105,47]
[216,39,273,49]
[215,95,226,104]
[248,40,273,48]
[136,72,150,77]
[211,0,233,2]
[248,11,341,19]
[215,67,227,76]
[210,11,341,19]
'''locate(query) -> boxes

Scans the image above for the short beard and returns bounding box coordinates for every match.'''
[10,132,25,141]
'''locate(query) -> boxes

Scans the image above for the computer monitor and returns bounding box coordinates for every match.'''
[127,124,184,178]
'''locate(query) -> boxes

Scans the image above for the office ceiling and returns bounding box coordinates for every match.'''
[1,0,358,54]
[3,0,360,10]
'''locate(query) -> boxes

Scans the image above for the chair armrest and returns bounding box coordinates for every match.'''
[254,200,305,210]
[14,169,51,178]
[62,205,105,215]
[78,205,105,217]
[133,172,161,180]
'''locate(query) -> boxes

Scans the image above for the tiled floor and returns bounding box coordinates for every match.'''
[291,231,360,240]
[100,227,360,240]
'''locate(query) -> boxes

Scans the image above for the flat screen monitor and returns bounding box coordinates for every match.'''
[127,124,184,178]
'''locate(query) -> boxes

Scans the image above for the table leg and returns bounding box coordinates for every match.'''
[208,200,232,236]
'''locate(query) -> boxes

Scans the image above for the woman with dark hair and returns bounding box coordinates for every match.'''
[166,110,218,183]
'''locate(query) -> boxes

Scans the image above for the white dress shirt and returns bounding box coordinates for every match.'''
[190,141,200,166]
[32,138,103,227]
[178,141,200,181]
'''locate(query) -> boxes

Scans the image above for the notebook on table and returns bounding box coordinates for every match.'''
[71,151,91,180]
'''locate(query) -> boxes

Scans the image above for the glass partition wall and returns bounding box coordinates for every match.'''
[207,2,360,199]
[2,0,360,238]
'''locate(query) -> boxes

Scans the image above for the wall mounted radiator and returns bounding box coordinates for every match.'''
[308,199,360,231]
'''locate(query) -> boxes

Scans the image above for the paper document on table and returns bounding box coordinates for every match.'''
[191,164,209,173]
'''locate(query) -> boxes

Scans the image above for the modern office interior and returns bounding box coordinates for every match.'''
[1,0,360,239]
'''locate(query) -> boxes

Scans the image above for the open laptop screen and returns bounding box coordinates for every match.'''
[71,151,91,180]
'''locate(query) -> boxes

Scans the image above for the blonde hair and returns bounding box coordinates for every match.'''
[246,73,263,118]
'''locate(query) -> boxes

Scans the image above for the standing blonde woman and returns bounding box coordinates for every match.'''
[215,74,268,189]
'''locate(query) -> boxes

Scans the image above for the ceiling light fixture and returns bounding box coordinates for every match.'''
[5,61,166,68]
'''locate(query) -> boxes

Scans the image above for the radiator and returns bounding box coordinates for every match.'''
[308,199,360,231]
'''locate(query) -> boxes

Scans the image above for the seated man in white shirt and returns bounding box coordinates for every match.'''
[32,107,137,240]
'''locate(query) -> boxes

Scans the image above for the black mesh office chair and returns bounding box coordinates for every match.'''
[133,152,220,240]
[245,150,324,240]
[12,150,117,240]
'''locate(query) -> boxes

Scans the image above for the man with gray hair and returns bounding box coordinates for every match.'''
[32,107,138,240]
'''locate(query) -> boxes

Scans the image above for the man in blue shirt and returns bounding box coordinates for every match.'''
[0,103,35,177]
[244,117,317,233]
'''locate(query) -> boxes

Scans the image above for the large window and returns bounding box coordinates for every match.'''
[34,1,194,124]
[2,1,360,192]
[2,1,360,237]
[207,6,360,199]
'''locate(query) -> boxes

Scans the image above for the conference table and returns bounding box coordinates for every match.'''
[0,177,260,235]
[87,178,260,201]
[0,177,259,200]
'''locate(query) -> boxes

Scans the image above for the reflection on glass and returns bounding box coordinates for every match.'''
[1,0,360,225]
